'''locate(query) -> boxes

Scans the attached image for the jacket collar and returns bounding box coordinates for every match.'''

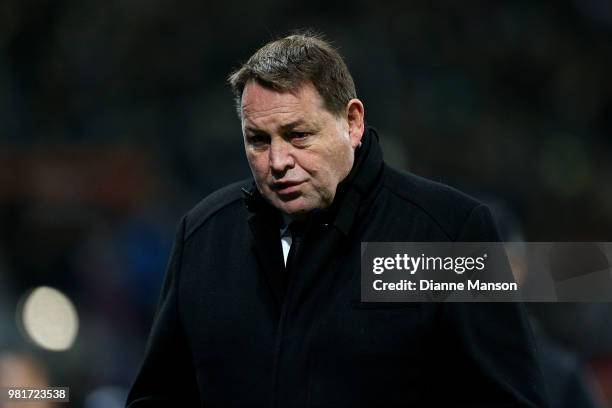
[243,124,384,237]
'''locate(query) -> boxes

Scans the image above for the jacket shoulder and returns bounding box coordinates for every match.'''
[184,179,251,239]
[382,166,487,240]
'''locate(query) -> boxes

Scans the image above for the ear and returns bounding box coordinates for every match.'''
[345,99,365,149]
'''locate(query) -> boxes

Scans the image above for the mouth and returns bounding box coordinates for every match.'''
[271,180,304,196]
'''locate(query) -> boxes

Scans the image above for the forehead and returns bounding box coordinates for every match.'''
[240,81,327,127]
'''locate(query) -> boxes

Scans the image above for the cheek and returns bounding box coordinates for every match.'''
[301,157,338,188]
[247,153,268,179]
[320,143,353,179]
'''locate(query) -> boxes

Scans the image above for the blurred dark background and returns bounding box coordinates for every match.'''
[1,0,612,406]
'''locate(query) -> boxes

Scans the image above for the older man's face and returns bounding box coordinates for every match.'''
[241,81,362,216]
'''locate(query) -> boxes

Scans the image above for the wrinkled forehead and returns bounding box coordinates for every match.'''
[240,81,327,121]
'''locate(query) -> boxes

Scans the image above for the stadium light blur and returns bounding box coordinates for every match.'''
[17,286,79,352]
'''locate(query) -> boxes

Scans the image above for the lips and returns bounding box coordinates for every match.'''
[271,180,304,195]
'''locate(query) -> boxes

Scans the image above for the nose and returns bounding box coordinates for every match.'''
[269,139,295,176]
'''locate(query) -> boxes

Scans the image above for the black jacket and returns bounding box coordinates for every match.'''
[127,127,548,407]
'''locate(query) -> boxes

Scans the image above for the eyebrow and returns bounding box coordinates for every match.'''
[244,120,311,135]
[279,120,307,131]
[244,126,265,135]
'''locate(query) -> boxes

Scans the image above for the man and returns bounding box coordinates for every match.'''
[127,33,548,407]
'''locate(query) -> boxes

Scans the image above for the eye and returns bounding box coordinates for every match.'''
[247,134,270,148]
[290,131,310,142]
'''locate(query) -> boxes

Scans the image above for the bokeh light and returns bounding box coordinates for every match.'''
[18,286,79,352]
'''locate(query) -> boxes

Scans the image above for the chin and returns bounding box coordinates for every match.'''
[278,204,312,216]
[275,198,317,216]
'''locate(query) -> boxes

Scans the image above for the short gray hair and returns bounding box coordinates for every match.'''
[228,32,357,117]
